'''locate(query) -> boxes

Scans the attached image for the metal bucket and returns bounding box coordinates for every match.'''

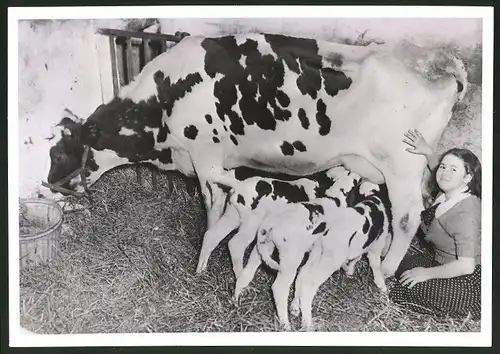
[19,198,64,269]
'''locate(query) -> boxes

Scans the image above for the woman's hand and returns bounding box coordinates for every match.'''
[399,267,432,288]
[403,129,434,157]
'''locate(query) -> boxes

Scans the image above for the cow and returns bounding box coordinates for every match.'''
[255,181,393,330]
[196,165,361,279]
[44,33,467,277]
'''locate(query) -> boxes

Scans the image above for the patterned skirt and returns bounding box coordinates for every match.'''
[389,244,481,320]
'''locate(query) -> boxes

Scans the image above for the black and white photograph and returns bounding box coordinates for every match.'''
[8,5,493,347]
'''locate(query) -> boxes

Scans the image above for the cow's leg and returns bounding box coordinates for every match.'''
[381,176,423,278]
[189,154,230,229]
[228,214,262,278]
[271,251,303,331]
[196,204,240,273]
[233,245,262,301]
[201,181,227,230]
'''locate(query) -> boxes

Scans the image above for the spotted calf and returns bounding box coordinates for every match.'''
[195,166,361,278]
[255,182,393,330]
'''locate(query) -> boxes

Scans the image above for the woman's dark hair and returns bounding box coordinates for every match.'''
[434,148,482,198]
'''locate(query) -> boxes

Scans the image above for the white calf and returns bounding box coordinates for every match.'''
[196,166,361,278]
[256,182,392,330]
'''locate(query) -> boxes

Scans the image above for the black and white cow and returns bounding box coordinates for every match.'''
[45,33,467,277]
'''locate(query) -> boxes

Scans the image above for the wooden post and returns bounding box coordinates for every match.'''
[108,36,120,97]
[143,39,152,66]
[125,38,134,84]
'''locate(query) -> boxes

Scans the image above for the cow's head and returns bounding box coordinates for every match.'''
[45,109,100,196]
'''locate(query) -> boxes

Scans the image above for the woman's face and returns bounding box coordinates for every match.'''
[436,154,472,194]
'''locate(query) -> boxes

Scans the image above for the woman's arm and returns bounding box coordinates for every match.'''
[402,129,439,171]
[399,257,475,288]
[425,256,476,278]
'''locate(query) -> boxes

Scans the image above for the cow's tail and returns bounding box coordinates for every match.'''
[256,227,281,271]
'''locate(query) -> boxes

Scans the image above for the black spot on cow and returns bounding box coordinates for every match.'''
[273,105,292,122]
[276,90,290,107]
[251,180,273,209]
[323,229,329,237]
[303,203,324,223]
[237,194,245,205]
[312,222,326,235]
[316,99,331,136]
[212,128,218,135]
[157,123,170,143]
[230,135,238,146]
[202,36,288,133]
[184,125,198,140]
[280,141,294,156]
[292,141,307,152]
[158,147,173,164]
[154,70,203,117]
[321,67,353,97]
[205,114,213,124]
[271,180,309,203]
[355,206,365,215]
[361,198,386,249]
[297,108,310,130]
[212,136,220,143]
[308,171,335,198]
[264,34,323,99]
[227,110,245,135]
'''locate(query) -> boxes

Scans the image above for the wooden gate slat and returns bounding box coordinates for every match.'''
[108,36,120,97]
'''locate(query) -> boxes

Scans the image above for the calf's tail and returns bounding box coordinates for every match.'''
[256,228,280,271]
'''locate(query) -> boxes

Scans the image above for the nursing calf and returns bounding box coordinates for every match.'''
[196,166,361,278]
[256,182,392,330]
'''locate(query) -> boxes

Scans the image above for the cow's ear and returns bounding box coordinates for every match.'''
[57,115,82,141]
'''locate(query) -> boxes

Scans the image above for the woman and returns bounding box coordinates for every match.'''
[388,129,482,320]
